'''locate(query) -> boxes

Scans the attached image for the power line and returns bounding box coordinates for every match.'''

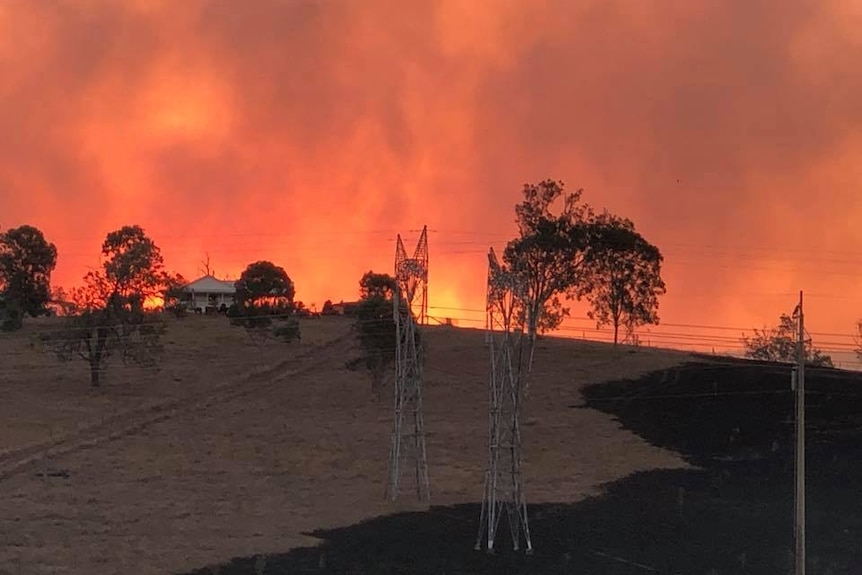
[20,305,862,346]
[21,227,862,258]
[5,313,861,380]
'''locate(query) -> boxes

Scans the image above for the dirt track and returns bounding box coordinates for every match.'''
[0,332,351,483]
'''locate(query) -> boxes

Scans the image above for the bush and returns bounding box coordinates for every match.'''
[0,314,22,332]
[355,295,397,397]
[165,302,188,319]
[274,318,301,343]
[227,303,243,326]
[342,302,361,317]
[0,299,23,332]
[229,302,300,345]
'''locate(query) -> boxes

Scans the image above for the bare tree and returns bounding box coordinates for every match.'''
[44,277,164,387]
[199,252,214,277]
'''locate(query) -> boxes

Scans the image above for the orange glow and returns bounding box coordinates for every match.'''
[2,1,862,366]
[144,295,164,310]
[141,66,234,143]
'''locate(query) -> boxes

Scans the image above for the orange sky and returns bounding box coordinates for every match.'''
[2,1,862,364]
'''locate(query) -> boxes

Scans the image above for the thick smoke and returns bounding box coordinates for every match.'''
[1,0,860,339]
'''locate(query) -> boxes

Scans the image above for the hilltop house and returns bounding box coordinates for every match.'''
[176,275,236,314]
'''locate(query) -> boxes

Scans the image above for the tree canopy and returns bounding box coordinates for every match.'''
[234,260,295,311]
[501,179,666,346]
[502,179,594,338]
[742,313,833,367]
[162,272,189,317]
[229,260,299,346]
[101,225,165,303]
[0,224,58,329]
[354,270,398,398]
[360,271,397,301]
[576,212,666,345]
[43,225,168,387]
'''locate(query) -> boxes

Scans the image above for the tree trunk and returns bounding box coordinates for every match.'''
[89,358,101,388]
[372,363,385,402]
[91,327,108,388]
[613,319,619,346]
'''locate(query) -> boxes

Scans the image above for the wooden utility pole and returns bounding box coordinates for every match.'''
[795,290,806,575]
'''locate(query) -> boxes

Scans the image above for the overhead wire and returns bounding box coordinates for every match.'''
[24,226,862,256]
[30,227,862,280]
[50,242,862,271]
[9,225,862,366]
[10,304,861,357]
[0,310,862,401]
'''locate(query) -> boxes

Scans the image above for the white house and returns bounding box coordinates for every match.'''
[178,275,236,313]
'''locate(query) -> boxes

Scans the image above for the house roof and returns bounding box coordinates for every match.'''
[182,275,236,294]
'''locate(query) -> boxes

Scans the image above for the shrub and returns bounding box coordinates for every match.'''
[0,299,23,332]
[274,318,301,343]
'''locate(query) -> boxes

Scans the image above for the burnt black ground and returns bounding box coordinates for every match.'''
[184,357,862,574]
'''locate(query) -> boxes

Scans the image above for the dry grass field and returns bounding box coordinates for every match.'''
[0,315,692,574]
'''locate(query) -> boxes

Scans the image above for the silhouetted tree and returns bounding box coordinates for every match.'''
[359,271,397,300]
[162,273,188,318]
[576,212,666,345]
[503,180,594,339]
[43,226,167,388]
[47,286,74,317]
[231,260,299,346]
[102,225,166,303]
[293,301,309,317]
[0,225,58,330]
[234,260,295,313]
[354,271,398,398]
[199,252,214,277]
[742,313,833,367]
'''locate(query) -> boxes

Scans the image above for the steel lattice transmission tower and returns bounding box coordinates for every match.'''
[387,226,430,501]
[475,247,533,553]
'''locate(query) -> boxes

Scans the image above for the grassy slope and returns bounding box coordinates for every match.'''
[0,317,690,574]
[0,315,346,453]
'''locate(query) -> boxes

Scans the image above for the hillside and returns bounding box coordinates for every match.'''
[198,354,862,575]
[0,316,691,574]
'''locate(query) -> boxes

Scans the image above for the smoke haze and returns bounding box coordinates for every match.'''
[2,0,861,358]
